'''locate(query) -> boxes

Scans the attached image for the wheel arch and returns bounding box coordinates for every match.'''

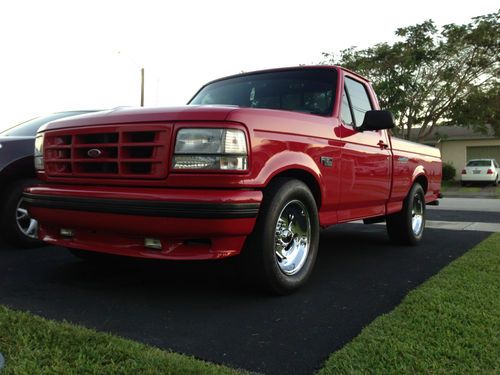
[265,168,322,210]
[412,165,428,194]
[0,156,36,193]
[413,174,428,194]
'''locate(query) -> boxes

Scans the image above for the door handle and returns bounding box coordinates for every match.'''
[377,140,389,149]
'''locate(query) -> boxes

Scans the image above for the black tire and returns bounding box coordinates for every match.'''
[386,183,425,246]
[460,181,467,187]
[0,178,44,248]
[242,178,319,295]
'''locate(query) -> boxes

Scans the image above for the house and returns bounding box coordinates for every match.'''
[410,125,500,180]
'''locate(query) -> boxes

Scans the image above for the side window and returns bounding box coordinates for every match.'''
[340,89,354,125]
[344,77,373,127]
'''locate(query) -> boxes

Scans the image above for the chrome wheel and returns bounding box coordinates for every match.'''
[274,200,311,275]
[16,198,38,239]
[411,194,424,236]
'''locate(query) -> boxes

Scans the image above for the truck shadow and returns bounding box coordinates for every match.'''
[43,224,394,296]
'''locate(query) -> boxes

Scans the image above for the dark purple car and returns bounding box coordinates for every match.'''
[0,111,99,247]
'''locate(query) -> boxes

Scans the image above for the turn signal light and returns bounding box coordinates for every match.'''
[60,228,74,237]
[144,238,162,250]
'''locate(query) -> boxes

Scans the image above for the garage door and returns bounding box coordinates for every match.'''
[466,146,500,163]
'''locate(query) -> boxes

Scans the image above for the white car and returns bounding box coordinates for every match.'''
[461,159,499,186]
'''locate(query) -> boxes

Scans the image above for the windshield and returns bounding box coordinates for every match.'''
[467,160,491,167]
[190,68,337,116]
[1,111,94,137]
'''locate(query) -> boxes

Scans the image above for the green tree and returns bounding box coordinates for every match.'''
[448,81,500,135]
[322,11,499,141]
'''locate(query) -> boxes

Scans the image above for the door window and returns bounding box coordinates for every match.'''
[344,77,373,127]
[340,89,354,125]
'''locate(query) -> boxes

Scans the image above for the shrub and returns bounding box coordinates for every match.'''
[442,162,456,181]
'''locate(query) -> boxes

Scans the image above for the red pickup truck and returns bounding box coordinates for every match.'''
[25,66,441,294]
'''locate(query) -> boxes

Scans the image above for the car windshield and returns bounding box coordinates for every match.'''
[1,111,92,137]
[189,68,337,116]
[467,160,491,167]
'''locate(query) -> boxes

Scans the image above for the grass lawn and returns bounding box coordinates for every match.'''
[440,180,454,191]
[441,180,482,192]
[1,234,498,375]
[0,307,241,375]
[441,180,500,195]
[319,233,500,374]
[459,187,482,193]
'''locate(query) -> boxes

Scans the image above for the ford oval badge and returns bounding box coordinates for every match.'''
[87,148,102,158]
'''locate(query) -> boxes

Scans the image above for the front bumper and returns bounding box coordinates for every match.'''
[461,174,497,182]
[24,185,262,260]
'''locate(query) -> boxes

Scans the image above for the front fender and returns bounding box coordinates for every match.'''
[256,150,324,200]
[0,155,36,188]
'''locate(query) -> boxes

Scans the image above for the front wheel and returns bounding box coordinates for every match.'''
[0,178,44,248]
[386,183,426,245]
[242,178,319,295]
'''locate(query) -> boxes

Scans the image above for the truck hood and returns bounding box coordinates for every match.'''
[39,105,240,132]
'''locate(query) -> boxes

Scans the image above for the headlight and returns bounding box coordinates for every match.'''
[34,133,45,170]
[173,128,248,171]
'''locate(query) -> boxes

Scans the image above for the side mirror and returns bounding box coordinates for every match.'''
[359,110,395,131]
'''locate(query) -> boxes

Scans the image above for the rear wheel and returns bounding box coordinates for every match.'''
[242,178,319,295]
[386,183,425,245]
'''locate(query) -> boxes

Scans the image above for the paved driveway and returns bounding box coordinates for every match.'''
[0,198,497,374]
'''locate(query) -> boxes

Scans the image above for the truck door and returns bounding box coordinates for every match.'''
[338,76,392,221]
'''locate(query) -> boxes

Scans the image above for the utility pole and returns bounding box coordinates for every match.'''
[140,67,145,107]
[117,51,145,107]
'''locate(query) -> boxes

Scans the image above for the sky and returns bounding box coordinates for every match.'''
[0,0,497,131]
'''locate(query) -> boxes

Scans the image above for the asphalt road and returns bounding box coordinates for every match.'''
[0,199,496,374]
[427,198,500,223]
[429,197,500,212]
